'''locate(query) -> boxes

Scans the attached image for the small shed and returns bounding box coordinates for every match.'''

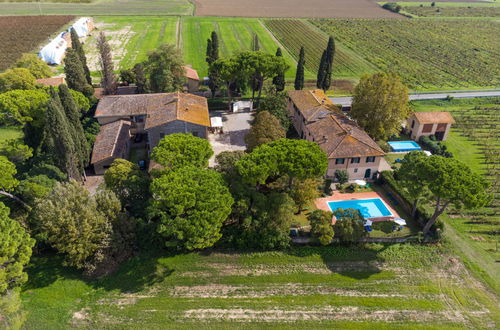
[210,116,223,133]
[407,112,455,141]
[183,66,200,92]
[36,77,66,87]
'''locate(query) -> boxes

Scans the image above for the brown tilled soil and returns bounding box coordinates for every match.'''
[193,0,403,18]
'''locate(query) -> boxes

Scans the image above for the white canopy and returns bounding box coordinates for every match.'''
[364,220,373,226]
[424,150,432,156]
[39,32,68,65]
[71,17,92,37]
[354,179,367,186]
[232,100,253,112]
[394,218,407,226]
[210,116,223,128]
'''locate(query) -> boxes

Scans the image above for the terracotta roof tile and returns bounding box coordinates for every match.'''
[183,66,200,81]
[412,112,455,124]
[94,92,210,129]
[36,77,66,86]
[91,120,131,164]
[287,89,341,121]
[307,114,385,158]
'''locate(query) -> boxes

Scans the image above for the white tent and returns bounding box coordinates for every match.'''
[394,218,407,226]
[39,32,68,65]
[71,17,92,37]
[354,179,367,186]
[424,150,432,156]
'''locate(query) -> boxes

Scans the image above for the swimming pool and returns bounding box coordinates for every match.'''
[328,198,393,218]
[387,141,422,152]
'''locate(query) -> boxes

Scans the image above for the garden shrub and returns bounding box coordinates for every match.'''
[382,3,402,13]
[419,135,453,158]
[334,169,349,184]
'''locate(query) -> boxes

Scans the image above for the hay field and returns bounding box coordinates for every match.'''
[193,0,403,18]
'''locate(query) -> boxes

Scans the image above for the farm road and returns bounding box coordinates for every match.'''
[332,90,500,106]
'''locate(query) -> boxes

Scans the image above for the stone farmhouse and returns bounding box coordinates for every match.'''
[91,92,210,174]
[406,111,455,141]
[287,89,385,180]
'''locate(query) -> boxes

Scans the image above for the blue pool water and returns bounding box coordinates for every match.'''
[387,141,422,152]
[328,198,393,218]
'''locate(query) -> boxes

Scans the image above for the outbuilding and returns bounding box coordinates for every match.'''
[407,112,455,141]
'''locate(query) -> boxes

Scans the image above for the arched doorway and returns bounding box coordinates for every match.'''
[364,168,371,179]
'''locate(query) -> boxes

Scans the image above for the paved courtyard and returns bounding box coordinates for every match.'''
[208,110,253,167]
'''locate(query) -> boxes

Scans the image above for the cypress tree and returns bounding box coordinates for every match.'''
[322,36,335,92]
[42,88,80,180]
[133,63,147,93]
[272,48,286,92]
[251,34,260,51]
[206,38,213,64]
[96,31,117,95]
[70,28,92,85]
[59,84,89,170]
[210,31,219,61]
[294,47,305,90]
[316,50,327,89]
[64,48,93,98]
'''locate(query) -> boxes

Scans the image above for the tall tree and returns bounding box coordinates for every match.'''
[15,53,52,79]
[272,48,286,92]
[149,166,233,250]
[70,28,92,85]
[396,151,430,218]
[294,46,305,90]
[210,31,219,62]
[332,208,366,243]
[206,31,221,98]
[236,138,328,188]
[34,180,131,276]
[151,133,213,169]
[290,178,321,213]
[322,36,335,92]
[0,156,29,209]
[133,63,147,93]
[64,48,93,98]
[40,88,80,180]
[0,68,37,93]
[96,32,117,95]
[418,156,490,235]
[258,85,290,130]
[308,209,334,245]
[244,111,285,152]
[58,84,89,170]
[143,44,185,93]
[205,38,213,65]
[350,72,410,140]
[251,33,260,51]
[316,50,327,89]
[0,202,34,294]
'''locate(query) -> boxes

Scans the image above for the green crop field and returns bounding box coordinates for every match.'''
[182,17,299,79]
[263,19,377,80]
[0,126,23,140]
[400,3,500,18]
[0,0,193,16]
[310,19,500,90]
[84,16,301,79]
[21,244,499,328]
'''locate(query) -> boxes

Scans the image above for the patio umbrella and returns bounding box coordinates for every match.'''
[364,219,373,226]
[394,218,406,226]
[354,179,367,186]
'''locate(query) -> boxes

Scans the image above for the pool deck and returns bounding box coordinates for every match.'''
[315,191,400,223]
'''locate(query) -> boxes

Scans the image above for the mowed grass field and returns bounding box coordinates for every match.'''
[85,16,303,79]
[21,244,499,328]
[310,19,500,90]
[0,0,193,16]
[0,126,23,140]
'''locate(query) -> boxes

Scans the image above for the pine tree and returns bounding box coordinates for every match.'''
[316,50,327,89]
[64,48,93,98]
[70,28,92,85]
[96,32,117,95]
[272,48,286,92]
[59,84,89,170]
[322,36,335,92]
[42,88,80,180]
[294,46,305,90]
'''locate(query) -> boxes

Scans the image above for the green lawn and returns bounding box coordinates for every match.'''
[0,0,193,16]
[0,126,22,140]
[20,244,500,328]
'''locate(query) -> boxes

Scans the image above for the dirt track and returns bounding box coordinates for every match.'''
[193,0,404,18]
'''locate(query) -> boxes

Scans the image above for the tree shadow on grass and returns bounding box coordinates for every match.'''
[286,243,391,280]
[23,252,175,294]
